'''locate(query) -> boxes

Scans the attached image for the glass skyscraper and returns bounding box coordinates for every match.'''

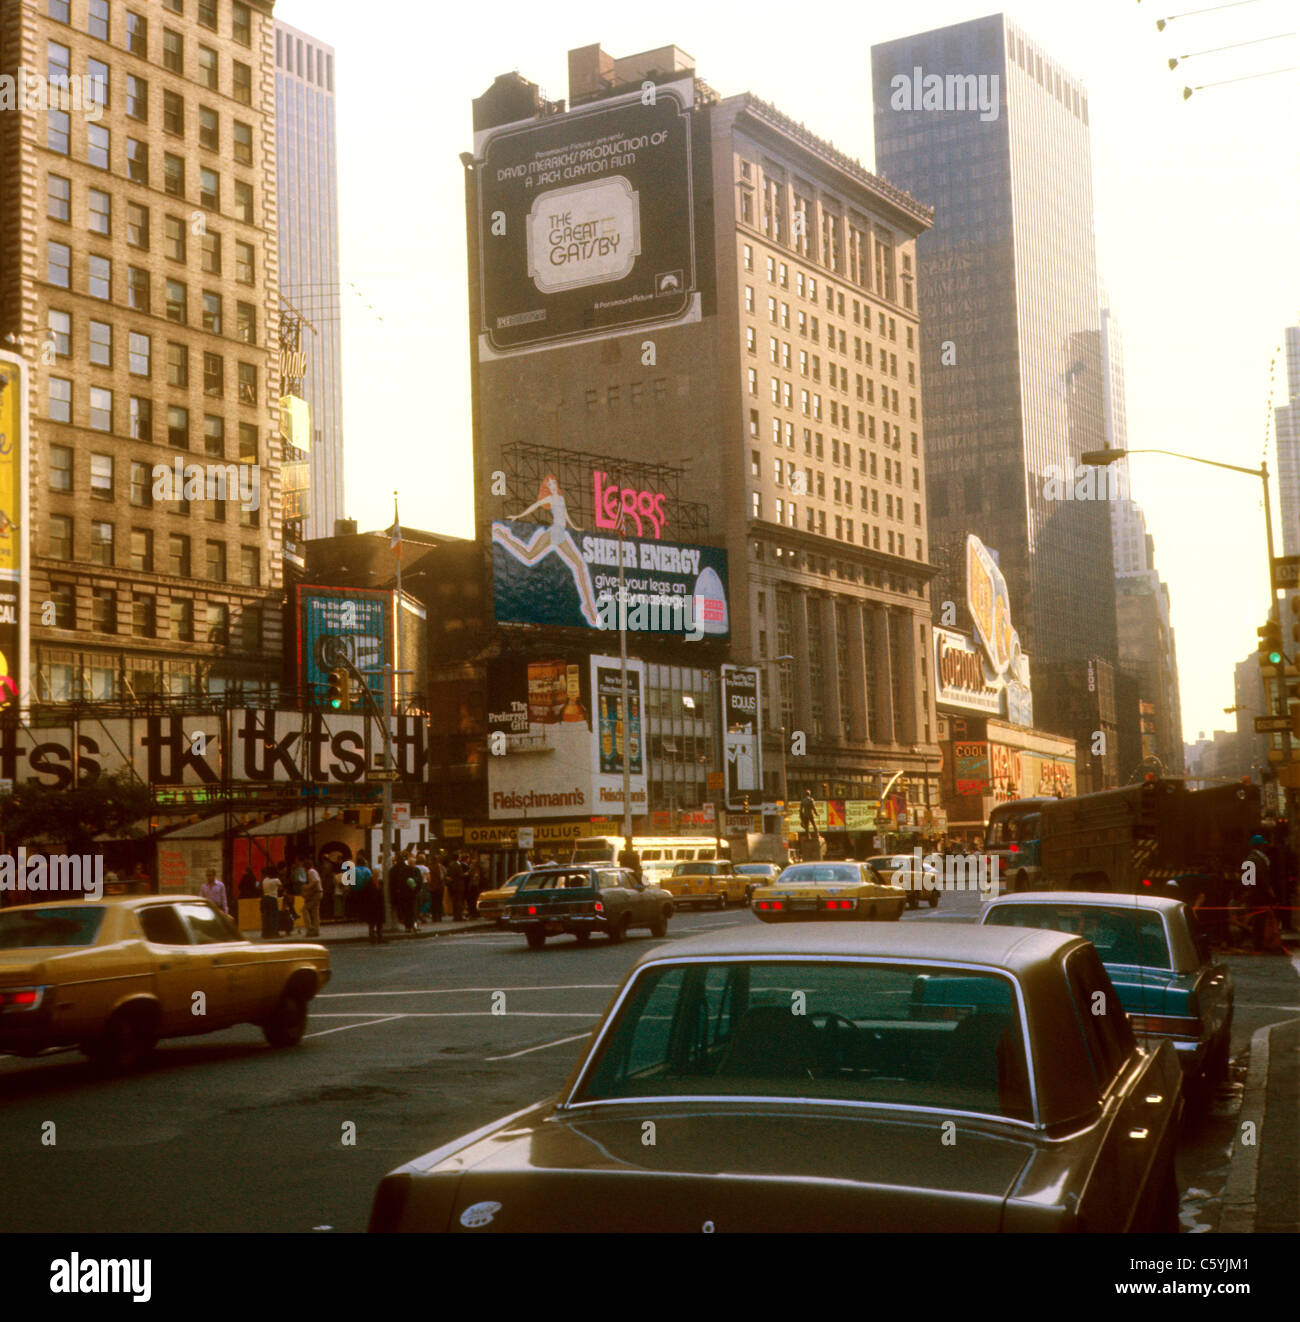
[275,21,344,541]
[872,15,1118,694]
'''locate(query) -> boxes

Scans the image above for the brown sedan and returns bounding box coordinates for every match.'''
[371,924,1183,1232]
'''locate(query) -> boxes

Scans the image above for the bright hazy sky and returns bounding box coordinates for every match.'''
[276,0,1298,746]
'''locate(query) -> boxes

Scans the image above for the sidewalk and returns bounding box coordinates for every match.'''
[240,915,498,944]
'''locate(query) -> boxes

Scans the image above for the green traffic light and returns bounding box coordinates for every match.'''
[1269,650,1284,665]
[329,695,342,709]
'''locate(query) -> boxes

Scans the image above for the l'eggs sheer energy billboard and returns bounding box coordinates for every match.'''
[474,78,700,355]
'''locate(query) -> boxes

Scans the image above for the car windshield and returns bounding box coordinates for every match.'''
[985,904,1171,970]
[737,865,774,875]
[672,862,716,876]
[576,960,1032,1121]
[778,865,860,884]
[0,906,106,948]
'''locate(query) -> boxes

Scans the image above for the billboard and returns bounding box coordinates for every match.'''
[297,586,392,706]
[492,514,728,639]
[475,78,699,355]
[0,351,28,710]
[590,654,647,814]
[486,654,596,820]
[934,627,1001,715]
[965,534,1032,725]
[720,665,762,811]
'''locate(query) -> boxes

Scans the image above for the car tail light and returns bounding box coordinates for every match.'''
[822,899,854,910]
[1128,1013,1200,1035]
[0,987,47,1012]
[368,1173,413,1233]
[1008,844,1019,853]
[757,900,784,911]
[527,906,537,916]
[594,901,604,913]
[1141,878,1152,887]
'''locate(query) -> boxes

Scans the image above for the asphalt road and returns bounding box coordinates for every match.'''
[0,887,1294,1233]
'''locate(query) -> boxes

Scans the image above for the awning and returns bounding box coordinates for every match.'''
[158,806,341,840]
[245,806,340,837]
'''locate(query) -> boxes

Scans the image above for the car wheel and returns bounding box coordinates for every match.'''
[263,989,309,1048]
[927,889,940,908]
[525,926,547,950]
[1205,1017,1232,1085]
[85,1007,156,1073]
[648,909,669,938]
[573,930,591,946]
[606,915,629,943]
[906,891,919,909]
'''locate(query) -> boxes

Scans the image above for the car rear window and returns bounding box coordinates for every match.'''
[577,960,1033,1122]
[522,872,595,890]
[985,904,1171,970]
[0,906,105,948]
[779,865,861,884]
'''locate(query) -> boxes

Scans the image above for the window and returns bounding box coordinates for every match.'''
[88,0,109,39]
[126,138,148,184]
[240,546,259,587]
[128,266,150,311]
[47,309,71,358]
[89,387,112,432]
[199,107,219,151]
[47,180,73,233]
[48,582,75,630]
[745,327,756,355]
[232,3,252,46]
[236,363,257,406]
[165,214,186,261]
[747,368,757,396]
[49,0,70,21]
[163,89,184,135]
[48,108,70,154]
[203,352,223,397]
[165,280,187,323]
[86,189,111,237]
[130,462,152,507]
[744,285,754,313]
[205,415,225,456]
[232,61,251,105]
[237,423,257,463]
[206,540,226,581]
[48,40,71,80]
[125,75,147,121]
[232,121,252,164]
[169,534,191,577]
[129,330,151,374]
[208,603,228,644]
[49,444,74,491]
[164,154,185,198]
[168,405,189,449]
[199,167,219,210]
[130,530,153,572]
[203,292,223,332]
[751,492,761,519]
[129,396,152,441]
[88,320,112,366]
[167,341,188,387]
[198,0,217,29]
[751,450,760,477]
[90,521,114,565]
[234,241,254,284]
[93,587,117,633]
[742,243,753,271]
[163,29,183,74]
[126,11,147,56]
[89,57,110,106]
[86,255,110,300]
[49,514,73,561]
[197,45,218,90]
[87,125,109,170]
[174,598,195,642]
[233,180,253,223]
[133,596,156,638]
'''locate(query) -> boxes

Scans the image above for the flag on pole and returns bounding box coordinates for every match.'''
[388,519,401,559]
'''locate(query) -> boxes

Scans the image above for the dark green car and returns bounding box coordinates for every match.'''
[370,924,1183,1232]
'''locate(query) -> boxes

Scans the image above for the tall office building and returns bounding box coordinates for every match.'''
[466,43,941,814]
[273,19,342,542]
[1100,295,1128,457]
[1,0,284,703]
[1276,324,1300,558]
[873,15,1122,780]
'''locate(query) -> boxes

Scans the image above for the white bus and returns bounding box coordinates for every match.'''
[568,836,731,875]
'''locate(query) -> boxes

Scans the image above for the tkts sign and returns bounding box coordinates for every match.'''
[0,710,427,791]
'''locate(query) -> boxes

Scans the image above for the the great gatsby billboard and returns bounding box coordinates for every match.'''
[474,78,699,355]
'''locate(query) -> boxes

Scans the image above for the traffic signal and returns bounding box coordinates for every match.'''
[325,667,351,711]
[1258,619,1284,668]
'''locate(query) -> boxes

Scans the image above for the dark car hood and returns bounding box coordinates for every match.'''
[434,1105,1036,1232]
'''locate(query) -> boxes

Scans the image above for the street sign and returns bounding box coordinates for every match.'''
[391,802,410,827]
[366,768,400,782]
[518,827,535,850]
[1254,715,1293,733]
[0,778,12,797]
[1272,555,1300,590]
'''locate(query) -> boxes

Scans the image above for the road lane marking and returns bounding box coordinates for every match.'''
[318,984,619,998]
[315,1011,602,1020]
[486,1032,592,1061]
[304,1014,404,1039]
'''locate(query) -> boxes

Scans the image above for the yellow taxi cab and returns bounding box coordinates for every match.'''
[476,871,531,925]
[660,861,745,910]
[751,861,907,922]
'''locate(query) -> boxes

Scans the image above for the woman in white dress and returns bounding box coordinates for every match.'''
[493,474,602,626]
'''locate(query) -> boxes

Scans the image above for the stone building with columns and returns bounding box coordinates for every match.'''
[465,43,942,833]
